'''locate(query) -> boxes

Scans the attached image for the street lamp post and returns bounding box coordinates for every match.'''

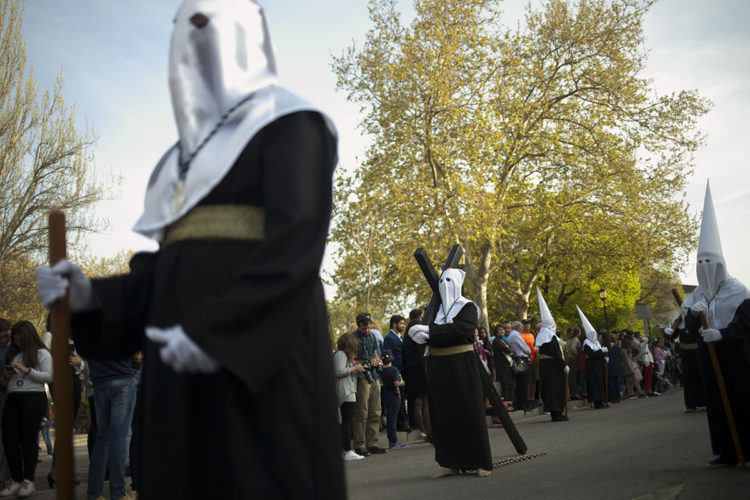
[599,287,609,332]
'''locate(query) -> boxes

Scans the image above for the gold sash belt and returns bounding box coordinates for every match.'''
[163,205,265,247]
[430,344,474,357]
[538,354,555,360]
[679,342,698,350]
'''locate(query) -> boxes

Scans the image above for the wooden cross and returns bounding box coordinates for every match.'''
[414,245,527,455]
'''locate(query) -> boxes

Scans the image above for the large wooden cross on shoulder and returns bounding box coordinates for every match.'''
[414,244,527,455]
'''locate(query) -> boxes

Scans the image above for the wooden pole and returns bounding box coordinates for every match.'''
[49,211,75,499]
[699,312,746,469]
[564,351,569,418]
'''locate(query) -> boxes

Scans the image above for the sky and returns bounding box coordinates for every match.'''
[19,0,750,299]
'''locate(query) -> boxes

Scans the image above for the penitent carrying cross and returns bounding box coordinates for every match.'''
[414,245,528,455]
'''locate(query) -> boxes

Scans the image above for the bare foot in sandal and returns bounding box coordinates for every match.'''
[430,467,458,479]
[477,468,492,477]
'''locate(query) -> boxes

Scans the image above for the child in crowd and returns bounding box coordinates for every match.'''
[380,350,407,449]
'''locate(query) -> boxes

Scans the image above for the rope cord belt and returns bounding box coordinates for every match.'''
[679,343,698,350]
[430,344,474,357]
[537,353,555,360]
[163,205,265,247]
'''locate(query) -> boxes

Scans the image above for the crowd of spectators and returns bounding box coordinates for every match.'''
[0,316,140,500]
[333,311,684,462]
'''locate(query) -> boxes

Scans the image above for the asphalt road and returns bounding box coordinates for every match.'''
[345,389,750,500]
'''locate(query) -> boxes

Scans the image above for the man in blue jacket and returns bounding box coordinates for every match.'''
[383,315,409,431]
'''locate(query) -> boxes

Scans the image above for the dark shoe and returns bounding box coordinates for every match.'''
[396,425,411,433]
[354,448,371,457]
[368,446,387,454]
[706,457,737,468]
[551,415,569,422]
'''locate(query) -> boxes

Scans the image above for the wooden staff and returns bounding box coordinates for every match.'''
[564,351,569,418]
[699,311,745,469]
[49,211,75,499]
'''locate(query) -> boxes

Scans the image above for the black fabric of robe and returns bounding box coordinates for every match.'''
[672,327,705,408]
[689,300,750,462]
[584,344,605,404]
[403,320,428,399]
[538,337,565,414]
[71,112,345,499]
[427,303,492,471]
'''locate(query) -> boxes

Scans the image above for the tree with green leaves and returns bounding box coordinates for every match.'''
[0,1,107,321]
[331,0,708,329]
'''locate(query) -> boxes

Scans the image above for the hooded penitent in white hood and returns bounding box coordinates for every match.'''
[134,0,336,240]
[576,305,601,352]
[435,268,478,325]
[682,180,750,329]
[535,287,557,347]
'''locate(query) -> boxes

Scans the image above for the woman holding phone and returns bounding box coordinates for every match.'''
[0,321,52,498]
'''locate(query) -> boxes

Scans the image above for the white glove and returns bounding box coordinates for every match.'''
[36,259,93,312]
[701,328,722,343]
[408,324,429,338]
[411,331,430,344]
[604,356,609,363]
[146,325,219,373]
[663,328,674,336]
[564,366,570,375]
[601,347,608,354]
[690,300,708,316]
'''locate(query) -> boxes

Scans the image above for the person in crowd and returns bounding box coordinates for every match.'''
[333,332,366,461]
[380,350,407,449]
[577,307,606,409]
[491,324,514,411]
[507,321,531,411]
[534,288,568,422]
[0,321,52,498]
[607,333,622,403]
[683,181,749,468]
[408,268,492,478]
[622,335,644,399]
[565,328,581,400]
[520,320,538,407]
[402,309,431,441]
[383,315,409,432]
[638,338,658,396]
[353,313,385,457]
[0,319,11,490]
[85,355,138,500]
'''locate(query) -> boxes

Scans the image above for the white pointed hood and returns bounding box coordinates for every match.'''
[576,305,601,352]
[696,180,728,302]
[435,268,477,325]
[534,287,557,347]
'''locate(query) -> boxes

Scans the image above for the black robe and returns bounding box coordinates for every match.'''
[670,326,705,409]
[584,344,605,405]
[71,112,345,499]
[689,300,750,463]
[538,337,565,414]
[427,303,492,471]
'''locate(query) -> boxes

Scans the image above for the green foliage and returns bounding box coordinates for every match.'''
[330,0,707,329]
[0,1,113,325]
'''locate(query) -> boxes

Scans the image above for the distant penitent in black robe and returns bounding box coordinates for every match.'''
[427,303,493,471]
[670,326,705,409]
[584,344,605,407]
[538,337,565,416]
[71,112,345,500]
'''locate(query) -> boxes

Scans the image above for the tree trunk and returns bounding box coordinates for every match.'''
[462,239,492,331]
